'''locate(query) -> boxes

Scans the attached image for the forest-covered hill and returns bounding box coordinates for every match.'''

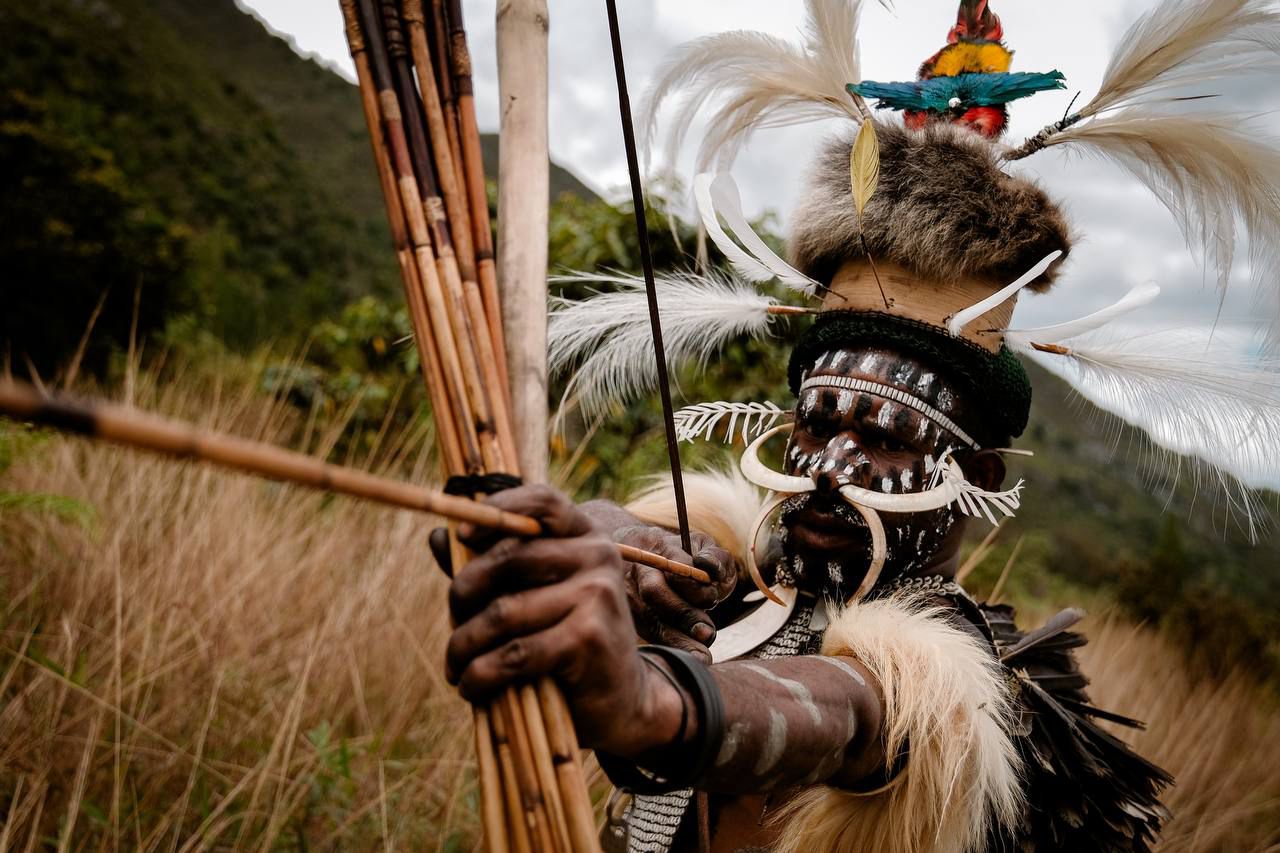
[2,0,1277,675]
[1,0,593,372]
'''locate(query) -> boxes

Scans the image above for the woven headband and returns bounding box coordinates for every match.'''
[799,374,981,450]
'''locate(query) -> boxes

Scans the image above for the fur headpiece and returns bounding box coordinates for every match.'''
[789,122,1072,290]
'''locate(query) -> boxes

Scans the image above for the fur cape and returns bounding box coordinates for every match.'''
[623,470,1169,853]
[788,122,1073,289]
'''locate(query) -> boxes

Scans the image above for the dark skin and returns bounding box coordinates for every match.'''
[437,345,1008,806]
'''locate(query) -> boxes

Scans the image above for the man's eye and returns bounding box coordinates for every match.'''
[801,417,837,441]
[865,432,909,454]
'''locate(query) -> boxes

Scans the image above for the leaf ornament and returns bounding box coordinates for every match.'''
[850,118,881,219]
[674,401,789,444]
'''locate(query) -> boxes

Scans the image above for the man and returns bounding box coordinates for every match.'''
[433,0,1251,845]
[439,337,1042,852]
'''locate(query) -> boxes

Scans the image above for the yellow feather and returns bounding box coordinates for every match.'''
[850,120,881,219]
[932,42,1013,77]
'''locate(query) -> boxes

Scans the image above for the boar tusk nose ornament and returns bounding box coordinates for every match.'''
[739,423,1025,601]
[740,424,888,604]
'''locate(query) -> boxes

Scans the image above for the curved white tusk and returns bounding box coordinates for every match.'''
[846,502,887,602]
[745,493,792,605]
[837,466,963,513]
[740,423,816,494]
[947,250,1063,337]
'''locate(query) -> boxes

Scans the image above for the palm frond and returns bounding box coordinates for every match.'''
[674,401,789,444]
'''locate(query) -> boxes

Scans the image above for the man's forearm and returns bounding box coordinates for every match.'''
[625,655,886,795]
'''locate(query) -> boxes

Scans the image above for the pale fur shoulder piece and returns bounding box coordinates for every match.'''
[789,121,1072,291]
[772,593,1023,853]
[623,468,766,574]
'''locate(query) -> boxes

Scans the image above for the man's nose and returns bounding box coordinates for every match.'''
[811,434,871,495]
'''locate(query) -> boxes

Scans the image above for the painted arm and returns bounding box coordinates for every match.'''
[443,486,887,795]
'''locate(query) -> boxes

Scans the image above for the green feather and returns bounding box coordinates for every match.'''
[848,71,1066,112]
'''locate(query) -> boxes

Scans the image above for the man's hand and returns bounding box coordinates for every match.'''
[579,501,736,662]
[438,486,686,757]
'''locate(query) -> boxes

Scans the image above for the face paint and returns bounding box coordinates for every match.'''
[901,468,913,490]
[936,387,955,413]
[830,350,849,370]
[836,388,854,415]
[802,389,820,416]
[876,401,897,429]
[880,476,894,493]
[858,353,880,373]
[754,709,789,776]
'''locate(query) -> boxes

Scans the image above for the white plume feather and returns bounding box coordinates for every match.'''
[548,271,782,418]
[693,174,774,283]
[639,0,876,178]
[1021,329,1280,538]
[1004,283,1161,347]
[710,174,823,295]
[1040,113,1280,301]
[1082,0,1280,119]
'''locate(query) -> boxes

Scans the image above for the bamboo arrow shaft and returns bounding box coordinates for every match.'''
[0,380,711,584]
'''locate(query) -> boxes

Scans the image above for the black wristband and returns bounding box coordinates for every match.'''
[597,646,726,794]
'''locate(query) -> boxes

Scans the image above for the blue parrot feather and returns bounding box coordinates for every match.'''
[848,71,1066,112]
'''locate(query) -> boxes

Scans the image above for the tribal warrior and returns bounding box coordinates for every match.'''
[438,0,1280,848]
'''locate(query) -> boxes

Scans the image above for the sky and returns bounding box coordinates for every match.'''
[228,0,1280,492]
[236,0,1276,335]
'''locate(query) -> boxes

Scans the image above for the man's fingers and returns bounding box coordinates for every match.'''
[455,572,622,701]
[446,582,578,684]
[457,485,592,548]
[636,568,715,646]
[449,535,621,623]
[651,624,713,665]
[428,527,453,577]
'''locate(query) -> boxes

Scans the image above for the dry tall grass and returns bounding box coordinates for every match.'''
[1,364,1278,850]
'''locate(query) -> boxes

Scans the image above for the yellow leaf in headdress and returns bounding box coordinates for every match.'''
[850,119,880,220]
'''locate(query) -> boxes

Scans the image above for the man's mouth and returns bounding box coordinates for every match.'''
[783,495,868,553]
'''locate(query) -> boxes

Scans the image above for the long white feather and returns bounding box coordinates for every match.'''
[1042,113,1280,302]
[1003,283,1161,347]
[1082,0,1280,118]
[947,251,1062,337]
[1023,328,1280,538]
[548,271,781,418]
[639,0,875,178]
[693,174,774,283]
[710,173,823,295]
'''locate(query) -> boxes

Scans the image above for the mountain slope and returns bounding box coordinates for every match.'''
[0,0,594,372]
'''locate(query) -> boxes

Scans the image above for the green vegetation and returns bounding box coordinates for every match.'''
[2,0,1277,684]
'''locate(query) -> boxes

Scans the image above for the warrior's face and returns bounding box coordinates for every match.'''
[779,345,1002,595]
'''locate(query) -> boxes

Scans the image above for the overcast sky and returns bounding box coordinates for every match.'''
[237,0,1276,335]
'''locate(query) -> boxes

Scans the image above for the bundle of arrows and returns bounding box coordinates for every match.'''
[340,0,597,848]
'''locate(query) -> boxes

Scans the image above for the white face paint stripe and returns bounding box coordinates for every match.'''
[716,720,748,768]
[755,709,789,776]
[800,375,980,450]
[741,664,824,727]
[814,656,867,687]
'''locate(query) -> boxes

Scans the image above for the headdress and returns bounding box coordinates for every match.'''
[549,0,1280,543]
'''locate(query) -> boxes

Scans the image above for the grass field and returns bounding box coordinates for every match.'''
[1,363,1278,851]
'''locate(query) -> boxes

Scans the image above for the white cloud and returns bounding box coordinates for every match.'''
[240,0,1279,337]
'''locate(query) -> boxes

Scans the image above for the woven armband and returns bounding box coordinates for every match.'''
[596,646,725,794]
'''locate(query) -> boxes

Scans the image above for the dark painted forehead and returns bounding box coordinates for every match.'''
[802,346,964,416]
